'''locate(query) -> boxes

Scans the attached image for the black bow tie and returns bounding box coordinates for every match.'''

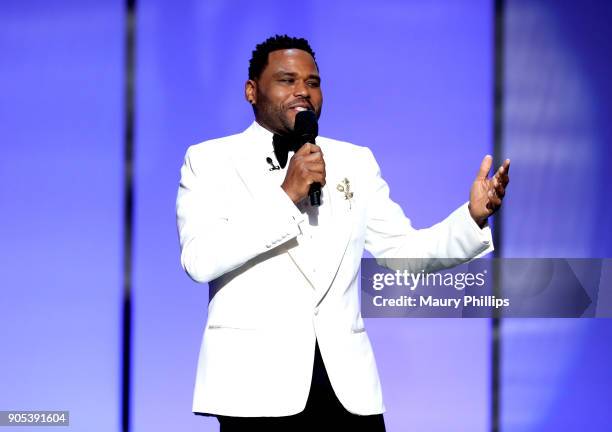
[273,133,301,169]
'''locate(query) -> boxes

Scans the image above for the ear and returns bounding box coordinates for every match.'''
[245,80,257,105]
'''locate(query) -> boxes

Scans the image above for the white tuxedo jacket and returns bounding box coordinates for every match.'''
[176,122,493,417]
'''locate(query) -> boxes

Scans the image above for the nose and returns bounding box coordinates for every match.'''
[293,80,310,98]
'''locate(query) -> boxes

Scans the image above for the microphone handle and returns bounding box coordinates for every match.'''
[309,183,321,206]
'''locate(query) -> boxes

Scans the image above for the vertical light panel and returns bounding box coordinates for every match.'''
[0,1,123,431]
[133,1,492,431]
[501,0,612,430]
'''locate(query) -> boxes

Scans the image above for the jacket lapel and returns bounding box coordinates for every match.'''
[312,171,355,306]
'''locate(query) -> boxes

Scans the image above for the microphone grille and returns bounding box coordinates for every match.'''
[294,110,318,138]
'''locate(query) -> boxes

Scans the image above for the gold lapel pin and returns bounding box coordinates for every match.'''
[336,178,354,208]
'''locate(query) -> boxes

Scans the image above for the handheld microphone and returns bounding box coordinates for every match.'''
[293,110,321,206]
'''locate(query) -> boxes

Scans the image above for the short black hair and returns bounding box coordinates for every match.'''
[248,34,317,80]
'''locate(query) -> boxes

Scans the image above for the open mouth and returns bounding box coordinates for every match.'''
[288,104,312,113]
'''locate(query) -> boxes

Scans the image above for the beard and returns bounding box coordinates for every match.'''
[256,104,295,135]
[254,93,322,136]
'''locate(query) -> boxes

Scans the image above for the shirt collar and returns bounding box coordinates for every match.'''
[242,120,288,172]
[244,121,274,151]
[245,120,295,166]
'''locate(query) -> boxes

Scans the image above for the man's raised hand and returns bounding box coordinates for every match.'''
[469,155,511,227]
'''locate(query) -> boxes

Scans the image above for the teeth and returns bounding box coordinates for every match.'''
[294,107,307,112]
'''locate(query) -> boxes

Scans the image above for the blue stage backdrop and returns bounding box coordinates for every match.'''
[501,1,612,430]
[132,1,492,431]
[0,1,123,430]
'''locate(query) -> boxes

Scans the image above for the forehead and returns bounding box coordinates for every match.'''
[262,49,319,76]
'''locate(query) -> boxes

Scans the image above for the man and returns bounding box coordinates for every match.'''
[176,35,510,431]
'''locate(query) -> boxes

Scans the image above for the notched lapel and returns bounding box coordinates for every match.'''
[231,142,273,202]
[312,175,356,306]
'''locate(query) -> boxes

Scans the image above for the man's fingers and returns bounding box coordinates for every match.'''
[306,161,325,173]
[301,151,324,163]
[495,159,510,184]
[494,165,510,188]
[296,142,321,155]
[488,189,502,207]
[283,143,326,202]
[492,177,503,198]
[476,155,493,180]
[495,182,505,199]
[501,173,510,187]
[308,172,326,186]
[295,143,312,155]
[502,158,511,174]
[502,159,511,186]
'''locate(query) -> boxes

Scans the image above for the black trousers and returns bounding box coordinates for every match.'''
[215,340,386,431]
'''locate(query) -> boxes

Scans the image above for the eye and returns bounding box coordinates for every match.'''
[279,78,294,84]
[307,80,320,88]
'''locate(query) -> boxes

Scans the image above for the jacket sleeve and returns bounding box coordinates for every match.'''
[362,147,493,272]
[176,146,304,283]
